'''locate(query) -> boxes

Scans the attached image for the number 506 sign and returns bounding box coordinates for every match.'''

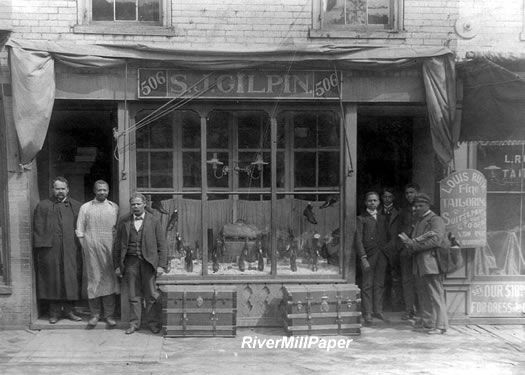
[313,72,340,98]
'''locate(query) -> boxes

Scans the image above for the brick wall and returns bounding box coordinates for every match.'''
[456,1,525,59]
[5,0,458,48]
[0,93,33,329]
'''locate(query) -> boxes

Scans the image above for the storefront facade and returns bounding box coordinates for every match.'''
[1,0,523,329]
[5,42,452,326]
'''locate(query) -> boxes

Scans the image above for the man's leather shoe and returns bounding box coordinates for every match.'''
[363,314,373,326]
[372,312,389,322]
[125,326,138,334]
[106,317,117,328]
[88,316,99,327]
[149,325,161,334]
[67,312,82,322]
[401,312,415,320]
[427,328,446,335]
[49,316,58,324]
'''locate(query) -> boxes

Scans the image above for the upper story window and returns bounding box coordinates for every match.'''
[322,0,394,29]
[75,0,173,35]
[92,0,160,23]
[311,0,404,38]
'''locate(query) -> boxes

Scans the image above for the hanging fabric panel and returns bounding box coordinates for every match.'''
[9,47,55,165]
[422,54,458,165]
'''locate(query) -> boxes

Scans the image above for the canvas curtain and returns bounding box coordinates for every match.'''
[7,39,457,165]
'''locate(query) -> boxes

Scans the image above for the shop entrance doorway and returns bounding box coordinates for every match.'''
[356,115,414,313]
[35,101,118,323]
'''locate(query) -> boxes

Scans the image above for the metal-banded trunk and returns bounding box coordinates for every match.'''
[161,285,237,337]
[282,284,361,336]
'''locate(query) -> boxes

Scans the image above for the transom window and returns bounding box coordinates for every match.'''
[92,0,160,22]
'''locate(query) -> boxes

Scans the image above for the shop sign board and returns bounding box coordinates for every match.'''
[137,69,341,99]
[477,142,525,192]
[470,283,525,317]
[440,169,487,247]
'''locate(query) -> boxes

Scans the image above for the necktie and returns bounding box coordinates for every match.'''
[134,216,143,221]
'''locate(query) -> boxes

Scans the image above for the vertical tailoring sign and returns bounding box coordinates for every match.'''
[440,169,487,247]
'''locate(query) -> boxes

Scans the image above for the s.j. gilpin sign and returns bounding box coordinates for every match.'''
[137,69,342,99]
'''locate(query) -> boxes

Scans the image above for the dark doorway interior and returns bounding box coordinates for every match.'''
[35,102,118,321]
[37,105,117,203]
[356,115,414,313]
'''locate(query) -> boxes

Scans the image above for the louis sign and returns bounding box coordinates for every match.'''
[440,169,487,247]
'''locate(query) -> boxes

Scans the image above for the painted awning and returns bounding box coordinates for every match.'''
[6,39,458,166]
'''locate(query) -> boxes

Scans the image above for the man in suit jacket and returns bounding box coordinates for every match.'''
[114,192,168,334]
[381,187,403,311]
[356,191,388,325]
[400,193,448,335]
[398,182,420,320]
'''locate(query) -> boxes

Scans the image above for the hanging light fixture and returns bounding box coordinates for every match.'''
[250,153,268,171]
[206,152,229,179]
[206,152,223,171]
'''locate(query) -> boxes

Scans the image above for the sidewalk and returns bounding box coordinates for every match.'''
[0,315,524,375]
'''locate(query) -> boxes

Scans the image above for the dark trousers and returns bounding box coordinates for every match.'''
[361,250,387,316]
[385,251,403,309]
[48,300,74,318]
[124,255,161,328]
[423,274,448,330]
[415,274,432,327]
[88,294,115,319]
[400,253,417,314]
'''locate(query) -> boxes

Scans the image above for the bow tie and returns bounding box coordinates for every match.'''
[134,216,143,221]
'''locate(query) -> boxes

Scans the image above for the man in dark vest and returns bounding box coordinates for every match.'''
[381,187,403,311]
[114,193,168,334]
[355,191,388,325]
[33,176,84,324]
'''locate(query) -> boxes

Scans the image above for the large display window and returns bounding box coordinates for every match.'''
[133,105,343,278]
[475,141,525,276]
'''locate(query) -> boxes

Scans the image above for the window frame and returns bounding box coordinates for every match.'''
[310,0,405,39]
[473,141,525,278]
[0,94,10,293]
[75,0,174,36]
[129,102,344,280]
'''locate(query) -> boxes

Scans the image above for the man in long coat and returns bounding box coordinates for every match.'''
[33,176,84,324]
[114,192,168,334]
[400,193,449,335]
[76,180,120,328]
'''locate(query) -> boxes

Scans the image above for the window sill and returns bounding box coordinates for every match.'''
[0,284,12,295]
[73,24,178,37]
[309,28,407,40]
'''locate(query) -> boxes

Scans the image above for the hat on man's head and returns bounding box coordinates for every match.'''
[413,193,432,205]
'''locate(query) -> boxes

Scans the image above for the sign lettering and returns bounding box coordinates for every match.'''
[477,143,525,192]
[470,283,525,317]
[138,69,341,99]
[440,169,487,247]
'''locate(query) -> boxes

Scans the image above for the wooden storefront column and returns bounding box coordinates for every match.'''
[117,102,131,214]
[343,104,357,282]
[201,114,208,275]
[117,101,131,322]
